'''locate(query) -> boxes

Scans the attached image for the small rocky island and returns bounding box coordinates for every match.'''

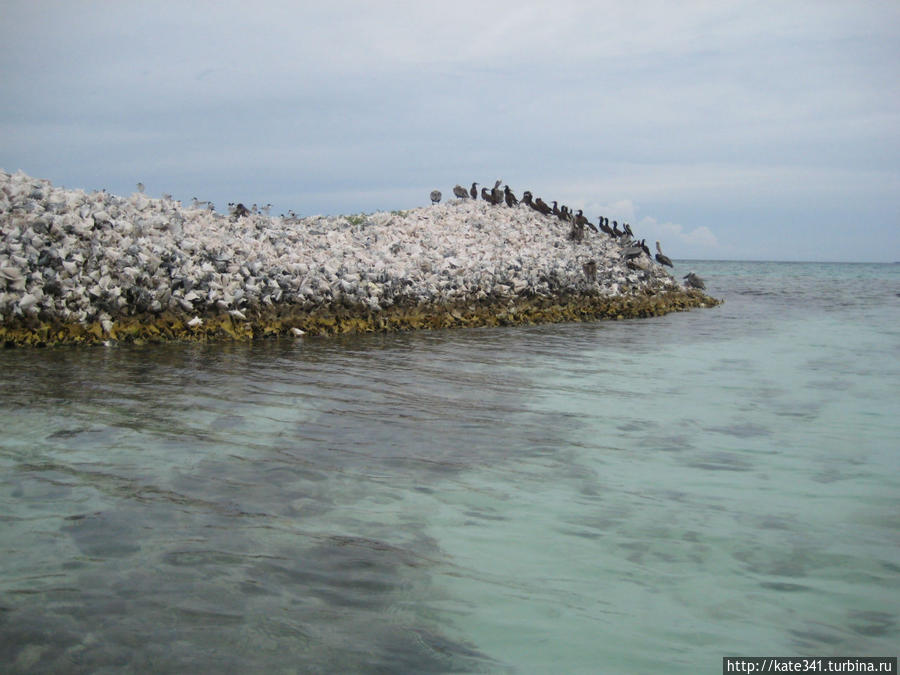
[0,170,718,346]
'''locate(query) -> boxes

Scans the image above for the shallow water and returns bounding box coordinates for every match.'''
[1,261,898,673]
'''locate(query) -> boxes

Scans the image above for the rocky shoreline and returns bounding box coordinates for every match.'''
[0,170,719,347]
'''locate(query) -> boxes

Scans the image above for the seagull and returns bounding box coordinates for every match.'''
[655,241,674,267]
[453,185,469,199]
[430,190,442,205]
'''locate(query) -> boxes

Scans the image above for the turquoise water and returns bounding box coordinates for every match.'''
[1,262,898,673]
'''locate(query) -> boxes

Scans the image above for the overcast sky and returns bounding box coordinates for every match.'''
[1,1,898,261]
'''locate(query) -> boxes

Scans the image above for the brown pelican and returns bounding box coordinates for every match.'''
[568,219,584,241]
[655,241,674,267]
[504,185,518,207]
[683,271,706,289]
[430,190,442,205]
[470,182,478,199]
[453,185,469,199]
[623,222,634,238]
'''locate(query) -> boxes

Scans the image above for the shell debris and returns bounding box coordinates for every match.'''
[0,169,717,345]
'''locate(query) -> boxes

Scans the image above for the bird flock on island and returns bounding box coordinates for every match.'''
[0,169,709,332]
[431,180,704,289]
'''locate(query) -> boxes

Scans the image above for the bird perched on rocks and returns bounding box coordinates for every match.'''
[470,182,478,199]
[655,241,674,267]
[623,222,634,238]
[568,220,584,242]
[683,272,706,289]
[430,190,442,205]
[481,187,497,204]
[504,186,518,207]
[575,209,597,233]
[521,191,533,207]
[639,239,651,256]
[598,217,614,237]
[551,201,560,216]
[491,180,503,206]
[453,185,469,199]
[230,202,250,218]
[534,197,552,215]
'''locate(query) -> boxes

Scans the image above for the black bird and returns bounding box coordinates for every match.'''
[639,239,651,256]
[655,241,674,267]
[521,191,533,206]
[611,221,623,237]
[491,181,503,205]
[534,198,552,215]
[558,206,571,223]
[481,187,492,202]
[575,209,597,233]
[598,217,614,237]
[470,182,478,199]
[551,201,560,216]
[504,185,518,207]
[453,185,469,199]
[233,202,250,218]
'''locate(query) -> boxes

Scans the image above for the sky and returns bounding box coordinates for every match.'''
[1,1,898,261]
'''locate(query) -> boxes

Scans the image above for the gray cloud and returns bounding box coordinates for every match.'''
[1,0,898,260]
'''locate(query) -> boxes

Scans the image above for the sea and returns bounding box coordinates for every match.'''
[1,261,898,674]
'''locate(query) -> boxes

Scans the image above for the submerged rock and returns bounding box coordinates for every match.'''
[0,169,720,345]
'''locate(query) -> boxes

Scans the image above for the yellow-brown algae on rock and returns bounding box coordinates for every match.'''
[0,169,720,347]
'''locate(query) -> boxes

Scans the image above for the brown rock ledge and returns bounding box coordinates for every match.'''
[0,289,720,347]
